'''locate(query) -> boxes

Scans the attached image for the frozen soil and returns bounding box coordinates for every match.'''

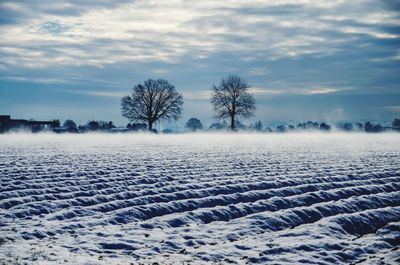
[0,133,399,264]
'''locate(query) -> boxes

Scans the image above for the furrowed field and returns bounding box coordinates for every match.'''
[0,133,399,264]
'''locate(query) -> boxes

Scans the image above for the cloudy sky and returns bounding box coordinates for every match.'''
[1,0,399,127]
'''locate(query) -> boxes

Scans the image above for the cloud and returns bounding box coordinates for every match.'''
[249,86,351,96]
[383,105,400,112]
[84,91,126,98]
[184,91,212,100]
[0,76,68,84]
[58,89,126,98]
[249,87,282,95]
[39,21,71,34]
[305,87,342,95]
[1,0,399,69]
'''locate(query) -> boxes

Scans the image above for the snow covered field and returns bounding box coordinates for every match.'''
[1,133,399,264]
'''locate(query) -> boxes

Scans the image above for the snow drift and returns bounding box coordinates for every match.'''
[0,133,399,264]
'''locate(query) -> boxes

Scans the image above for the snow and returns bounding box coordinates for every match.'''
[0,133,399,264]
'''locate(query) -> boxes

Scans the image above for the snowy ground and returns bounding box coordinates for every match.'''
[0,133,399,265]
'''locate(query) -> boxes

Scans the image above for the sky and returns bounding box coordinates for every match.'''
[0,0,400,128]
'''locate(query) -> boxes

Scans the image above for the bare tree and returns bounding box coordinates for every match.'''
[121,79,183,130]
[210,75,255,131]
[185,118,203,132]
[63,119,77,129]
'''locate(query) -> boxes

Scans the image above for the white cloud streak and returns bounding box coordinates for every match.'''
[58,89,126,98]
[250,86,351,96]
[383,106,400,113]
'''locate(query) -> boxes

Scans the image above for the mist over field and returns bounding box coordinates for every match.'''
[1,132,399,153]
[1,133,399,264]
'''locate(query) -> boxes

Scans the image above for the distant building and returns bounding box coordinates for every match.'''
[0,115,58,133]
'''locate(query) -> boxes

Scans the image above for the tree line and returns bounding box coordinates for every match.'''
[119,75,400,133]
[121,74,255,131]
[52,117,400,134]
[20,74,399,133]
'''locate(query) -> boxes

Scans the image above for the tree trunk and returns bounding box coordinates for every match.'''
[148,121,153,131]
[230,114,235,131]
